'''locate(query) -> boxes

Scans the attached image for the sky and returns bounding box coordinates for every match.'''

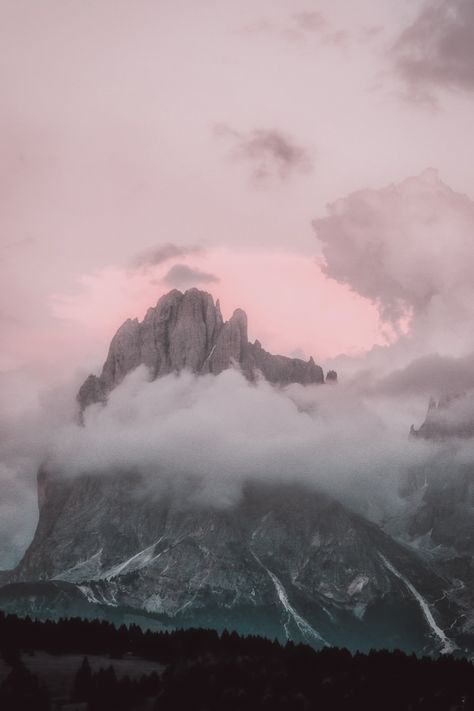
[3,0,474,567]
[3,0,474,378]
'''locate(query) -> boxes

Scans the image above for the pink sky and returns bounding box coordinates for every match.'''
[49,248,386,373]
[2,0,474,379]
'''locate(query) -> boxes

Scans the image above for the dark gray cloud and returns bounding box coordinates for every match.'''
[131,243,204,269]
[215,124,313,182]
[373,352,474,399]
[392,0,474,99]
[161,264,219,289]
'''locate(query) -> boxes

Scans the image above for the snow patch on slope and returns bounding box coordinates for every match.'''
[78,582,119,607]
[348,575,369,596]
[54,550,103,583]
[250,549,328,646]
[103,538,165,580]
[379,554,456,654]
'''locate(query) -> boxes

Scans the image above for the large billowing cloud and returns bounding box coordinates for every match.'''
[313,169,474,358]
[47,366,433,520]
[6,345,474,569]
[392,0,474,100]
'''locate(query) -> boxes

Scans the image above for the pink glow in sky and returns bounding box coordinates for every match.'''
[2,0,474,379]
[50,248,385,372]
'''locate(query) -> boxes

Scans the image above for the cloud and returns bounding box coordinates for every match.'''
[0,371,80,568]
[131,243,204,269]
[392,0,474,100]
[4,350,472,569]
[313,169,474,356]
[372,352,474,399]
[0,470,37,571]
[161,264,220,289]
[47,366,434,521]
[214,124,313,182]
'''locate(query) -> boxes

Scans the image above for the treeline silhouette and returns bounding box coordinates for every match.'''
[72,656,161,710]
[1,611,474,710]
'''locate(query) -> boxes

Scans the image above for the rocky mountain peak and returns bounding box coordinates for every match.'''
[77,288,326,412]
[410,391,473,440]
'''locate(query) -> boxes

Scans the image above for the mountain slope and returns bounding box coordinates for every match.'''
[12,471,464,653]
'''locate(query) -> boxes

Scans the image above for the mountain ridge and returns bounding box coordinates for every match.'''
[78,288,326,412]
[11,474,462,653]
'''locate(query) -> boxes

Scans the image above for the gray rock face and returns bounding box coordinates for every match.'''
[390,459,474,642]
[12,469,465,653]
[78,289,325,411]
[387,394,474,640]
[407,394,474,553]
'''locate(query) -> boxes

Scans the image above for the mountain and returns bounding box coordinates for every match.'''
[410,393,474,440]
[10,474,463,653]
[78,288,325,411]
[390,393,474,642]
[408,396,474,550]
[3,289,473,655]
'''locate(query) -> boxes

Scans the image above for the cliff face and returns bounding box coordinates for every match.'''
[13,470,460,653]
[77,289,325,411]
[403,394,474,575]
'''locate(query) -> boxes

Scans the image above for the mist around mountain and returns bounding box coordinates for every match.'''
[0,287,473,658]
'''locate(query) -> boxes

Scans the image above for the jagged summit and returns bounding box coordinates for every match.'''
[78,288,326,411]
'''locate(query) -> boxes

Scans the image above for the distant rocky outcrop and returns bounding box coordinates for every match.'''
[410,392,474,440]
[78,288,326,411]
